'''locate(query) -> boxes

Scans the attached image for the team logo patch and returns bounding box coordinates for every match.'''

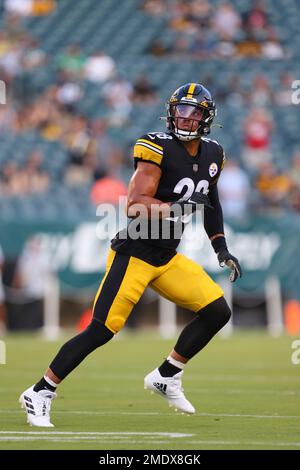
[209,163,218,177]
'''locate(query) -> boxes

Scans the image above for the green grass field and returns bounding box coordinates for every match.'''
[0,330,300,450]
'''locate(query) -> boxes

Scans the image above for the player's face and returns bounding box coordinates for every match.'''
[174,104,203,132]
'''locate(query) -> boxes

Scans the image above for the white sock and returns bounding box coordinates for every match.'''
[44,375,58,389]
[167,355,185,370]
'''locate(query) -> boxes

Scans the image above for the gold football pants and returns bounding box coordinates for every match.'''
[93,249,224,333]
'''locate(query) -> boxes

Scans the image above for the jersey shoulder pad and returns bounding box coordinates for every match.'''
[201,137,222,149]
[133,132,165,167]
[202,137,226,169]
[220,147,226,170]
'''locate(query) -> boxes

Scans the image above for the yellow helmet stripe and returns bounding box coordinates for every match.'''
[186,83,196,98]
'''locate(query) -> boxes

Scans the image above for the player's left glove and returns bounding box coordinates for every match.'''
[217,249,242,283]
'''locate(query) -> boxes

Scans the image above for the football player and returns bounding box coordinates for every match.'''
[20,83,242,425]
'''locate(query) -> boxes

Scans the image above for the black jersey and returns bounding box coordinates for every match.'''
[111,131,226,266]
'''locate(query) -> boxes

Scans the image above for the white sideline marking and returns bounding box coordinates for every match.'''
[199,412,300,419]
[0,435,299,447]
[0,431,193,438]
[65,410,300,419]
[0,431,191,444]
[0,438,162,444]
[0,436,168,444]
[189,440,300,447]
[189,388,300,396]
[2,409,300,419]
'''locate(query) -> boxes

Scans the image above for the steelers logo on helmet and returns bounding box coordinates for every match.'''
[165,83,216,141]
[209,162,218,178]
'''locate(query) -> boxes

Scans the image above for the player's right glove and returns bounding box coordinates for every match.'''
[172,192,214,215]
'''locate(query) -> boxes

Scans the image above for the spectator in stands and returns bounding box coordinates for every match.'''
[262,29,285,59]
[289,186,300,213]
[23,150,49,193]
[248,74,274,107]
[90,173,127,206]
[289,152,300,188]
[168,1,198,33]
[255,162,291,210]
[64,164,93,188]
[0,38,23,77]
[0,97,17,132]
[218,74,246,106]
[211,2,241,40]
[214,37,237,59]
[21,37,47,70]
[188,0,211,29]
[242,107,274,172]
[218,159,250,219]
[274,72,295,106]
[1,161,32,195]
[0,245,7,335]
[190,30,219,58]
[0,151,49,195]
[4,8,27,38]
[63,114,91,165]
[102,76,133,127]
[12,36,48,103]
[242,0,269,39]
[132,75,157,104]
[288,152,300,212]
[0,31,12,56]
[0,162,19,195]
[57,44,86,79]
[31,0,56,16]
[4,0,33,17]
[56,74,83,111]
[33,87,66,140]
[84,50,116,84]
[148,39,170,56]
[142,0,166,16]
[171,35,191,57]
[63,115,94,187]
[89,118,125,178]
[4,0,56,16]
[236,32,262,57]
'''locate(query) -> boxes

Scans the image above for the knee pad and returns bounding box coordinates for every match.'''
[201,296,231,328]
[85,319,114,347]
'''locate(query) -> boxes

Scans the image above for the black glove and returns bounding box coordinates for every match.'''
[173,192,214,215]
[217,249,242,283]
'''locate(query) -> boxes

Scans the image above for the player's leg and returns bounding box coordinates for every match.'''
[20,249,155,427]
[144,253,230,413]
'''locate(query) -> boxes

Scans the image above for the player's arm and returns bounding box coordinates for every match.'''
[204,184,242,282]
[204,184,225,245]
[127,162,171,218]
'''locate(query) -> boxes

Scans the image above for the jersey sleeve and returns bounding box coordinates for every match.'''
[133,133,164,169]
[220,145,226,171]
[211,142,226,184]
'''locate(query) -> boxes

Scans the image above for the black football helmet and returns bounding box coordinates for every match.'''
[166,83,216,141]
